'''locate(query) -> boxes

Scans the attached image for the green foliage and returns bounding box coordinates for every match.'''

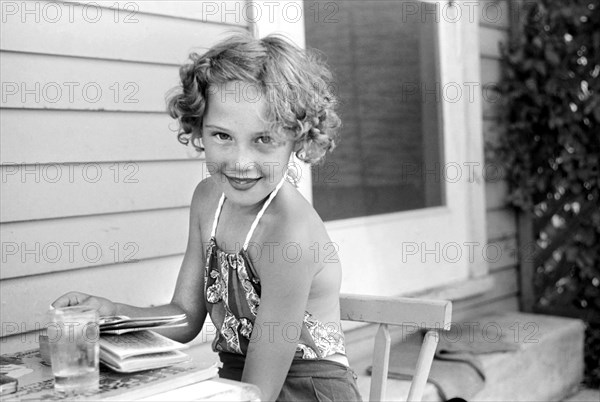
[585,323,600,388]
[495,0,599,388]
[497,0,599,210]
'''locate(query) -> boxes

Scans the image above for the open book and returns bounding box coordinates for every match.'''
[100,313,187,335]
[100,330,190,373]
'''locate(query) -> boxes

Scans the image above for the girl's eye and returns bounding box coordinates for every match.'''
[214,132,231,141]
[256,136,273,144]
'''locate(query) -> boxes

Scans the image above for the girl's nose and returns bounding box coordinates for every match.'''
[229,147,260,175]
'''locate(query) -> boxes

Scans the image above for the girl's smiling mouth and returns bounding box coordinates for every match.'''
[224,174,262,191]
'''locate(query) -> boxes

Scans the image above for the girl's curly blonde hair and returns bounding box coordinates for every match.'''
[166,34,340,165]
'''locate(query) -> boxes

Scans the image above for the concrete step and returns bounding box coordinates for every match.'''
[349,312,586,401]
[562,386,600,402]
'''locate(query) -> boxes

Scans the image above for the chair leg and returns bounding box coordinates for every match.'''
[370,323,391,401]
[407,330,439,402]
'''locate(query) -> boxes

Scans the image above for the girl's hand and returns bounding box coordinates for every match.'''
[52,291,117,317]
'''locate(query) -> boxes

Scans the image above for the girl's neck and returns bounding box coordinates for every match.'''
[215,196,271,253]
[223,195,269,219]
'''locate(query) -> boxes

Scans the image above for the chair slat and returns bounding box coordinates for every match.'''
[407,330,440,402]
[369,323,391,401]
[340,294,452,330]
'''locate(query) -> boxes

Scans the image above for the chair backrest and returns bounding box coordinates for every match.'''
[340,294,452,402]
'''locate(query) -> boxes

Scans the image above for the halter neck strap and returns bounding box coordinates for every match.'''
[210,173,288,251]
[210,192,226,239]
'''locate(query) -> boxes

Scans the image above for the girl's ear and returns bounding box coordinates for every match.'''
[293,140,303,153]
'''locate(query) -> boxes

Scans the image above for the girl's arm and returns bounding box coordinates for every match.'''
[241,233,315,400]
[52,183,208,343]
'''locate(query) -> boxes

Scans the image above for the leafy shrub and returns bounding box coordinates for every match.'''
[495,0,599,388]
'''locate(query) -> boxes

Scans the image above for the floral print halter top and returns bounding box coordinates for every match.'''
[204,176,346,359]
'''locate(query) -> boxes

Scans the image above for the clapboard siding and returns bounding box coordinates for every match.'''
[2,160,207,222]
[479,0,519,315]
[460,267,518,308]
[487,208,518,244]
[481,57,503,120]
[0,110,195,164]
[88,0,248,25]
[1,208,190,279]
[485,179,511,210]
[452,292,520,323]
[479,25,509,59]
[0,2,249,346]
[487,237,519,272]
[1,52,179,111]
[478,0,510,30]
[0,255,183,337]
[483,118,505,148]
[0,1,246,65]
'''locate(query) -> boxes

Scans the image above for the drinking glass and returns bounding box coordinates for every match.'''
[47,306,100,394]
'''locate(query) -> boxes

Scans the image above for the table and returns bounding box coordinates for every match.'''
[0,349,260,401]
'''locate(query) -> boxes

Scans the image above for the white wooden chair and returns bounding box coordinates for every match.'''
[340,294,452,402]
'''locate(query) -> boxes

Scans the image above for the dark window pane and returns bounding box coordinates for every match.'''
[305,0,445,221]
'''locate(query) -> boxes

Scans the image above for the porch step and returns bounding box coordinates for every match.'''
[562,387,600,402]
[472,312,585,401]
[349,312,586,401]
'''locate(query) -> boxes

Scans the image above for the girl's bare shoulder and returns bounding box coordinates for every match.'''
[191,178,217,209]
[264,182,331,256]
[191,178,221,233]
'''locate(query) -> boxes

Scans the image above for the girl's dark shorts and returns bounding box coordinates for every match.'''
[218,352,363,402]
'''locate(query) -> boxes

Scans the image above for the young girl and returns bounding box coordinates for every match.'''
[53,34,362,401]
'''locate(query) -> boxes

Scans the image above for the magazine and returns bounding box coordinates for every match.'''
[100,313,187,335]
[99,330,190,373]
[0,373,18,396]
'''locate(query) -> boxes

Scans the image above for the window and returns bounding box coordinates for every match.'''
[306,0,444,221]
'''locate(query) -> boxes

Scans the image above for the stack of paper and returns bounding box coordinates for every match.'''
[98,314,189,373]
[100,330,190,373]
[100,314,187,335]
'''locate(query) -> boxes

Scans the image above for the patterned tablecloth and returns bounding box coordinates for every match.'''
[0,349,260,401]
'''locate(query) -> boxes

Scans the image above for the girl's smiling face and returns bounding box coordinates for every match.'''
[202,81,296,207]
